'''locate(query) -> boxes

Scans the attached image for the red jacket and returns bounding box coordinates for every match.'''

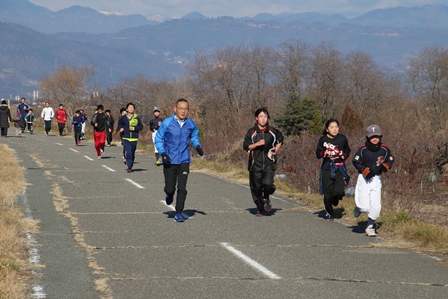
[55,108,67,124]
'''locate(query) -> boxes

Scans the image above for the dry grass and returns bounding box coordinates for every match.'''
[0,144,33,299]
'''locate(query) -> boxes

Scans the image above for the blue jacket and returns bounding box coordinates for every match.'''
[155,114,201,164]
[72,115,84,129]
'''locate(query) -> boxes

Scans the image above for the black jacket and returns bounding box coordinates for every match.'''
[243,124,284,171]
[91,112,107,132]
[352,140,394,174]
[0,105,11,128]
[316,134,351,169]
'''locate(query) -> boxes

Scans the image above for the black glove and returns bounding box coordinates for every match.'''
[161,153,171,165]
[196,146,204,156]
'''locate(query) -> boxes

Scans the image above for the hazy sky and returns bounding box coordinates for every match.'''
[29,0,446,18]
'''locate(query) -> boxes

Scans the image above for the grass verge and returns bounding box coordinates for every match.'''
[0,144,34,298]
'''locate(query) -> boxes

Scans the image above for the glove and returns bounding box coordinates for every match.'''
[361,166,375,180]
[161,153,171,165]
[196,146,204,156]
[380,163,390,173]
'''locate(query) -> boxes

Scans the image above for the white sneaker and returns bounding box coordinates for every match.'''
[97,156,102,159]
[365,226,377,237]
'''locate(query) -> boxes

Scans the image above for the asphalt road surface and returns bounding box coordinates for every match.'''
[3,131,448,299]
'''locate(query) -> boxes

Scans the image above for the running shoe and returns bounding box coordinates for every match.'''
[174,213,185,222]
[264,198,272,212]
[165,195,174,205]
[365,226,377,237]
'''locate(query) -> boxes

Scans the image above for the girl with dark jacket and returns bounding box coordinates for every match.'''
[316,119,351,220]
[243,107,284,216]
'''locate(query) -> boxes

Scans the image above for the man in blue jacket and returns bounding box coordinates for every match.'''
[155,98,204,222]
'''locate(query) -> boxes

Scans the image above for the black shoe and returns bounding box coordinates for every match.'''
[324,212,334,221]
[264,198,272,212]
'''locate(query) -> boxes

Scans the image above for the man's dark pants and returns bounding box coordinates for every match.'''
[163,163,190,213]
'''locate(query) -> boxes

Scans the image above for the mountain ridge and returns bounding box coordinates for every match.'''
[1,1,448,97]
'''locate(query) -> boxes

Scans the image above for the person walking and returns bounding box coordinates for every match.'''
[41,102,54,135]
[17,97,30,133]
[0,99,12,137]
[91,105,107,159]
[243,107,284,216]
[155,98,204,222]
[316,119,351,220]
[117,103,143,173]
[55,104,67,136]
[352,125,395,237]
[150,106,164,165]
[71,110,84,146]
[105,109,115,146]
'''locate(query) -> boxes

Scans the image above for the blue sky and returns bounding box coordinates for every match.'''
[29,0,446,18]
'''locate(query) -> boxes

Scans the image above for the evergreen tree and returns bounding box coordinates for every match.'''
[275,93,323,136]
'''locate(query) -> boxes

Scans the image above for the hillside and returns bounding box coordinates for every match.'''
[1,2,448,97]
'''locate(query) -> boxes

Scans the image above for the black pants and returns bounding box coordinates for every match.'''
[74,129,81,144]
[249,170,275,211]
[163,163,190,213]
[27,123,33,132]
[321,168,345,215]
[106,129,113,145]
[44,120,52,133]
[21,115,26,132]
[58,123,65,135]
[0,127,7,136]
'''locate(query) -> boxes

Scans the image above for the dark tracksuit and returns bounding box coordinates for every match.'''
[316,134,351,216]
[72,115,84,145]
[105,114,115,145]
[116,113,143,169]
[243,124,284,213]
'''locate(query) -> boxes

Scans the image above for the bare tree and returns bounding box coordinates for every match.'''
[407,46,448,131]
[306,42,345,117]
[39,64,97,130]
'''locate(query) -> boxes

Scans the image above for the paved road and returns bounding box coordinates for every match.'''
[3,132,448,299]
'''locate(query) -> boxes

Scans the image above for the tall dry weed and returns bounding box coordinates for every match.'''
[0,144,31,298]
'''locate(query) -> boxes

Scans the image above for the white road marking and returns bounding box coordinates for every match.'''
[220,242,281,280]
[102,165,116,172]
[70,148,78,152]
[125,178,145,189]
[84,156,93,161]
[55,143,63,146]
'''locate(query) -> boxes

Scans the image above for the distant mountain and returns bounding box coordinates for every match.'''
[1,2,448,96]
[181,12,208,20]
[0,22,182,96]
[350,4,448,28]
[0,0,152,34]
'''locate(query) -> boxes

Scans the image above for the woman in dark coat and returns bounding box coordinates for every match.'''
[0,100,12,137]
